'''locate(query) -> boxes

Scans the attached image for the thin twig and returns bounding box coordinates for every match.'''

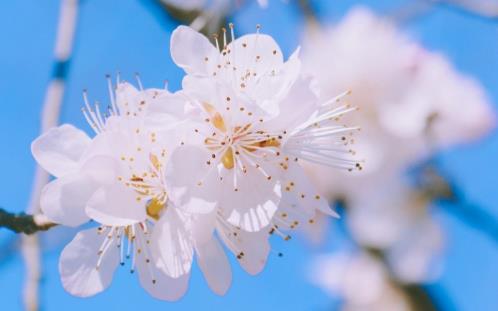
[295,0,320,27]
[416,165,498,245]
[0,209,55,235]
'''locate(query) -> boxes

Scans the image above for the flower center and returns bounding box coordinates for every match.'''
[202,103,281,170]
[146,198,165,221]
[121,152,168,220]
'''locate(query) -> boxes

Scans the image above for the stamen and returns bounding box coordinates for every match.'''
[135,72,144,90]
[106,74,118,115]
[229,23,235,43]
[212,33,220,51]
[222,27,227,49]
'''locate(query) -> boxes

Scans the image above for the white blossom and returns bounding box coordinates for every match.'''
[32,80,213,299]
[158,25,360,238]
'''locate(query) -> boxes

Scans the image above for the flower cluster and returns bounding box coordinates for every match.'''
[302,6,494,292]
[31,25,360,300]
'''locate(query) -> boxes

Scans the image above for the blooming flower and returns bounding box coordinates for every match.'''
[157,24,360,238]
[32,23,361,299]
[32,79,211,299]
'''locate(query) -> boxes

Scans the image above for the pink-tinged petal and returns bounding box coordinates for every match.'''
[40,174,95,227]
[86,183,146,227]
[217,221,270,275]
[196,237,232,295]
[170,25,219,76]
[59,227,119,297]
[31,124,91,177]
[151,209,194,278]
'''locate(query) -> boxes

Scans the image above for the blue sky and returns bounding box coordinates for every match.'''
[0,0,497,310]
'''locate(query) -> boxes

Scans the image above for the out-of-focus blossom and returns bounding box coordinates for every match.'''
[160,0,270,33]
[347,180,444,283]
[302,7,494,198]
[302,6,493,284]
[161,0,269,11]
[448,0,498,17]
[311,252,411,311]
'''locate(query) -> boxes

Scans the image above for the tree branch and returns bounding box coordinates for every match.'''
[416,165,498,245]
[0,208,55,235]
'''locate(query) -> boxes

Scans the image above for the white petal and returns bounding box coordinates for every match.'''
[86,183,146,226]
[266,74,319,132]
[81,154,120,186]
[220,164,281,232]
[115,82,140,113]
[59,227,119,297]
[217,222,270,275]
[138,263,190,301]
[145,90,188,129]
[40,174,95,227]
[190,209,217,245]
[281,162,338,218]
[151,209,194,278]
[170,25,219,76]
[40,155,120,227]
[32,124,91,177]
[165,145,217,214]
[135,230,190,301]
[249,48,302,115]
[196,237,232,295]
[228,33,284,81]
[181,75,272,126]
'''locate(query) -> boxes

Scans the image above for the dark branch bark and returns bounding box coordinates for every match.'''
[0,208,55,235]
[417,166,498,245]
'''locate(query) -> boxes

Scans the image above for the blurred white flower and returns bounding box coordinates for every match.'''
[448,0,498,17]
[301,6,492,284]
[302,7,495,199]
[311,252,411,311]
[347,180,444,283]
[161,0,270,33]
[161,0,269,11]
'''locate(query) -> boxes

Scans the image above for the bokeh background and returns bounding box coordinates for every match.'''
[0,0,497,310]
